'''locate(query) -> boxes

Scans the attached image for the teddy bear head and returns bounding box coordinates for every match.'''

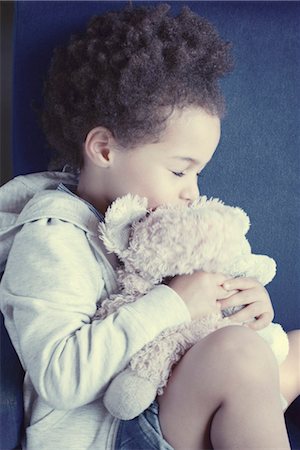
[99,194,276,295]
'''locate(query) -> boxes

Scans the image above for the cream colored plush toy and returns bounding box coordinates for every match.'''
[95,194,289,420]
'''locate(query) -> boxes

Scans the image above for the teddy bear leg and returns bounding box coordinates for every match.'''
[103,368,158,420]
[256,322,289,365]
[104,326,190,420]
[104,317,227,420]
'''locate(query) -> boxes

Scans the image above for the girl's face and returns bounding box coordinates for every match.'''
[108,107,221,210]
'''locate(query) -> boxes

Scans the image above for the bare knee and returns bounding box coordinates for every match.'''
[194,325,279,386]
[158,326,280,449]
[280,330,300,406]
[161,325,279,405]
[216,325,277,362]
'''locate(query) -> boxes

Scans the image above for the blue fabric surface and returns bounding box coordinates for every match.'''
[3,1,299,449]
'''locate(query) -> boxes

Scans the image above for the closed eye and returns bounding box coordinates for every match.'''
[172,171,203,178]
[171,171,185,177]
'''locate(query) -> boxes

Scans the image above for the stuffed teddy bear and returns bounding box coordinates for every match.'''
[94,194,289,420]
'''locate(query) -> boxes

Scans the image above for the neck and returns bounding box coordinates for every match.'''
[76,165,109,215]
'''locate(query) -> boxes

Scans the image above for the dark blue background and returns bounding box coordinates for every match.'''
[4,1,300,448]
[12,0,300,331]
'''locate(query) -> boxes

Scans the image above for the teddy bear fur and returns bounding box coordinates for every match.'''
[94,194,289,420]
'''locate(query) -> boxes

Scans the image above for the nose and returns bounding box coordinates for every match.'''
[180,180,200,204]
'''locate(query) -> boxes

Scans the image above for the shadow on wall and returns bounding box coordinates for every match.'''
[0,1,14,186]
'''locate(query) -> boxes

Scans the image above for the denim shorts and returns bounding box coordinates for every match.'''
[115,401,174,450]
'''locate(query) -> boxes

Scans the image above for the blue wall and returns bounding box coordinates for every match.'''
[13,1,300,332]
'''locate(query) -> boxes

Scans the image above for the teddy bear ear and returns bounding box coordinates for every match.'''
[98,194,148,254]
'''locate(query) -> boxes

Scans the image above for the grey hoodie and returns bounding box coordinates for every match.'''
[0,171,190,449]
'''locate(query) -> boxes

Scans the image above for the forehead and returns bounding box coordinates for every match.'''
[159,107,221,162]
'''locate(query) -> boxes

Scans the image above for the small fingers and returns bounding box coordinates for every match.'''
[223,277,260,291]
[227,302,262,323]
[219,288,252,309]
[217,289,239,301]
[228,306,273,330]
[246,312,274,330]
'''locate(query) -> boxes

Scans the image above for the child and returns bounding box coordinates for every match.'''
[0,4,299,449]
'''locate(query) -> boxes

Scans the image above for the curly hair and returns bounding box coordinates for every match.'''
[41,3,233,169]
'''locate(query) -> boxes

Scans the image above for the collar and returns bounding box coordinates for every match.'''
[57,183,104,222]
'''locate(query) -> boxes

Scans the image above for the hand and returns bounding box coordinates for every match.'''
[219,277,274,330]
[168,272,229,320]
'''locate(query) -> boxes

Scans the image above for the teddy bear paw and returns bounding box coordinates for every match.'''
[104,370,157,420]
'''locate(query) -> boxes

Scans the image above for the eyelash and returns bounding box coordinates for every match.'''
[172,171,185,177]
[172,171,201,178]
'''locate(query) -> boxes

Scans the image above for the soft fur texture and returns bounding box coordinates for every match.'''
[95,194,289,420]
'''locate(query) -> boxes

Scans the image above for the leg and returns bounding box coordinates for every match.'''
[280,330,300,408]
[158,326,290,450]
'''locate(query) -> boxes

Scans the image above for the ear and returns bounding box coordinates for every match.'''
[84,126,117,168]
[98,194,149,254]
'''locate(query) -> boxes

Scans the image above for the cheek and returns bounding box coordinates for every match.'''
[147,198,161,210]
[127,166,162,191]
[119,170,159,201]
[117,164,146,190]
[118,162,175,206]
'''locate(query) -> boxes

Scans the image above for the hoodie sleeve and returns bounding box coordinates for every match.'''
[0,217,190,410]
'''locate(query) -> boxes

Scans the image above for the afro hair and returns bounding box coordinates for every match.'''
[40,3,233,169]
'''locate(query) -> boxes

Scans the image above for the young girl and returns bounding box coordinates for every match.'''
[0,4,299,449]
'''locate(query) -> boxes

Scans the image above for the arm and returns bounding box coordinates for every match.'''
[0,218,190,410]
